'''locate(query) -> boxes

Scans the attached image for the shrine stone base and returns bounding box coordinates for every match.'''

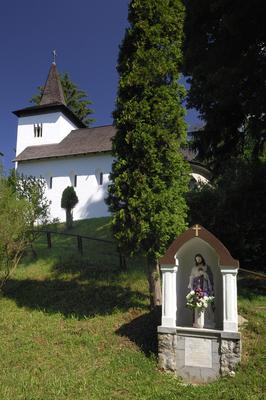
[158,327,241,384]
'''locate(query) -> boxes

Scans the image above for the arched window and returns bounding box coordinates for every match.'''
[95,169,104,186]
[34,123,43,137]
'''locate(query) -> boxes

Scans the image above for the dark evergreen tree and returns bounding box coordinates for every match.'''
[183,0,266,171]
[187,159,266,271]
[107,0,190,308]
[61,186,78,229]
[31,72,95,127]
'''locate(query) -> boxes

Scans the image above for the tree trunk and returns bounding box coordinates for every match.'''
[30,243,37,258]
[66,208,73,229]
[146,257,162,309]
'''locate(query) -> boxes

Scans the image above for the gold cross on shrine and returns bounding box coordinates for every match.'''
[192,224,201,237]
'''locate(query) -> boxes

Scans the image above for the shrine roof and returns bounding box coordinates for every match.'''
[160,224,239,268]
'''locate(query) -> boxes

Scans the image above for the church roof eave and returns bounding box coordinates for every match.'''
[189,161,212,181]
[13,103,86,129]
[14,125,212,183]
[13,150,111,163]
[14,125,115,162]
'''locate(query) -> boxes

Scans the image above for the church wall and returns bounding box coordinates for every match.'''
[190,172,209,185]
[16,112,78,156]
[17,153,113,222]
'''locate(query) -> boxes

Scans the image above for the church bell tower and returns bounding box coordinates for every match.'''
[14,55,85,159]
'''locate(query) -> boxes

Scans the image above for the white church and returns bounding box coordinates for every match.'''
[14,62,210,222]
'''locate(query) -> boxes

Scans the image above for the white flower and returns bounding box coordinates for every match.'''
[186,290,195,300]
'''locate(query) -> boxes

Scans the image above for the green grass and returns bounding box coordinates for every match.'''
[0,218,265,399]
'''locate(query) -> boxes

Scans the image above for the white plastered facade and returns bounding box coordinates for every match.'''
[15,111,210,222]
[16,112,77,156]
[16,112,112,221]
[17,154,112,221]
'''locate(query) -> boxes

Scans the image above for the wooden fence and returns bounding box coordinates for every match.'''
[32,229,127,269]
[32,230,265,278]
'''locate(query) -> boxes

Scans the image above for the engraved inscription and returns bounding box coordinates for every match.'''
[185,337,212,368]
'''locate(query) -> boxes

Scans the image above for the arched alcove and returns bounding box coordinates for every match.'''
[175,237,223,329]
[159,224,239,331]
[158,225,241,383]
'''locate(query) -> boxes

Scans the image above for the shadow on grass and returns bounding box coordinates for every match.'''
[51,254,120,279]
[4,278,148,319]
[116,307,161,357]
[238,274,266,300]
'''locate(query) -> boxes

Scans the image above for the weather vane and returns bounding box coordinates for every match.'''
[52,49,57,64]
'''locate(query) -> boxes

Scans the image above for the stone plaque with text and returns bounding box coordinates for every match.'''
[185,337,212,368]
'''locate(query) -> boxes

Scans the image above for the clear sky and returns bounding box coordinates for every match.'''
[0,0,199,171]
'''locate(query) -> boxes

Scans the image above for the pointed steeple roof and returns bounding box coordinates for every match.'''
[13,62,86,128]
[40,62,66,106]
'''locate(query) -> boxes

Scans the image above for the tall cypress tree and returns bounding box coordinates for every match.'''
[107,0,189,308]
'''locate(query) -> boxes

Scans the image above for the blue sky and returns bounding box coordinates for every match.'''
[0,0,199,171]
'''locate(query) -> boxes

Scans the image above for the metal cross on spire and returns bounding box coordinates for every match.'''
[52,49,57,64]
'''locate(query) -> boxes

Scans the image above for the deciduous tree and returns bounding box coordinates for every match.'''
[0,178,32,289]
[8,171,50,225]
[7,171,51,255]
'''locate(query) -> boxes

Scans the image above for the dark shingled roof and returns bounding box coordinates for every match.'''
[13,103,86,129]
[40,63,66,106]
[15,125,210,179]
[15,125,116,162]
[13,63,86,129]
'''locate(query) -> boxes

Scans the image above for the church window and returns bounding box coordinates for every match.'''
[99,172,103,185]
[95,169,104,186]
[49,177,53,189]
[74,175,77,187]
[34,123,43,138]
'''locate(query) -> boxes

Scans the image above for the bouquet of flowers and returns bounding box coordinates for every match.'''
[186,288,214,311]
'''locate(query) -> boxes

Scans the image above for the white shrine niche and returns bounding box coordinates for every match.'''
[175,237,223,330]
[158,225,241,383]
[159,224,239,333]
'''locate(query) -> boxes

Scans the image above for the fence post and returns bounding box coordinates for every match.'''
[122,255,127,270]
[119,250,127,270]
[47,232,52,249]
[77,235,83,255]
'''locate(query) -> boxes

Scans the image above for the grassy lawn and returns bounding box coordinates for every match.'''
[0,218,265,399]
